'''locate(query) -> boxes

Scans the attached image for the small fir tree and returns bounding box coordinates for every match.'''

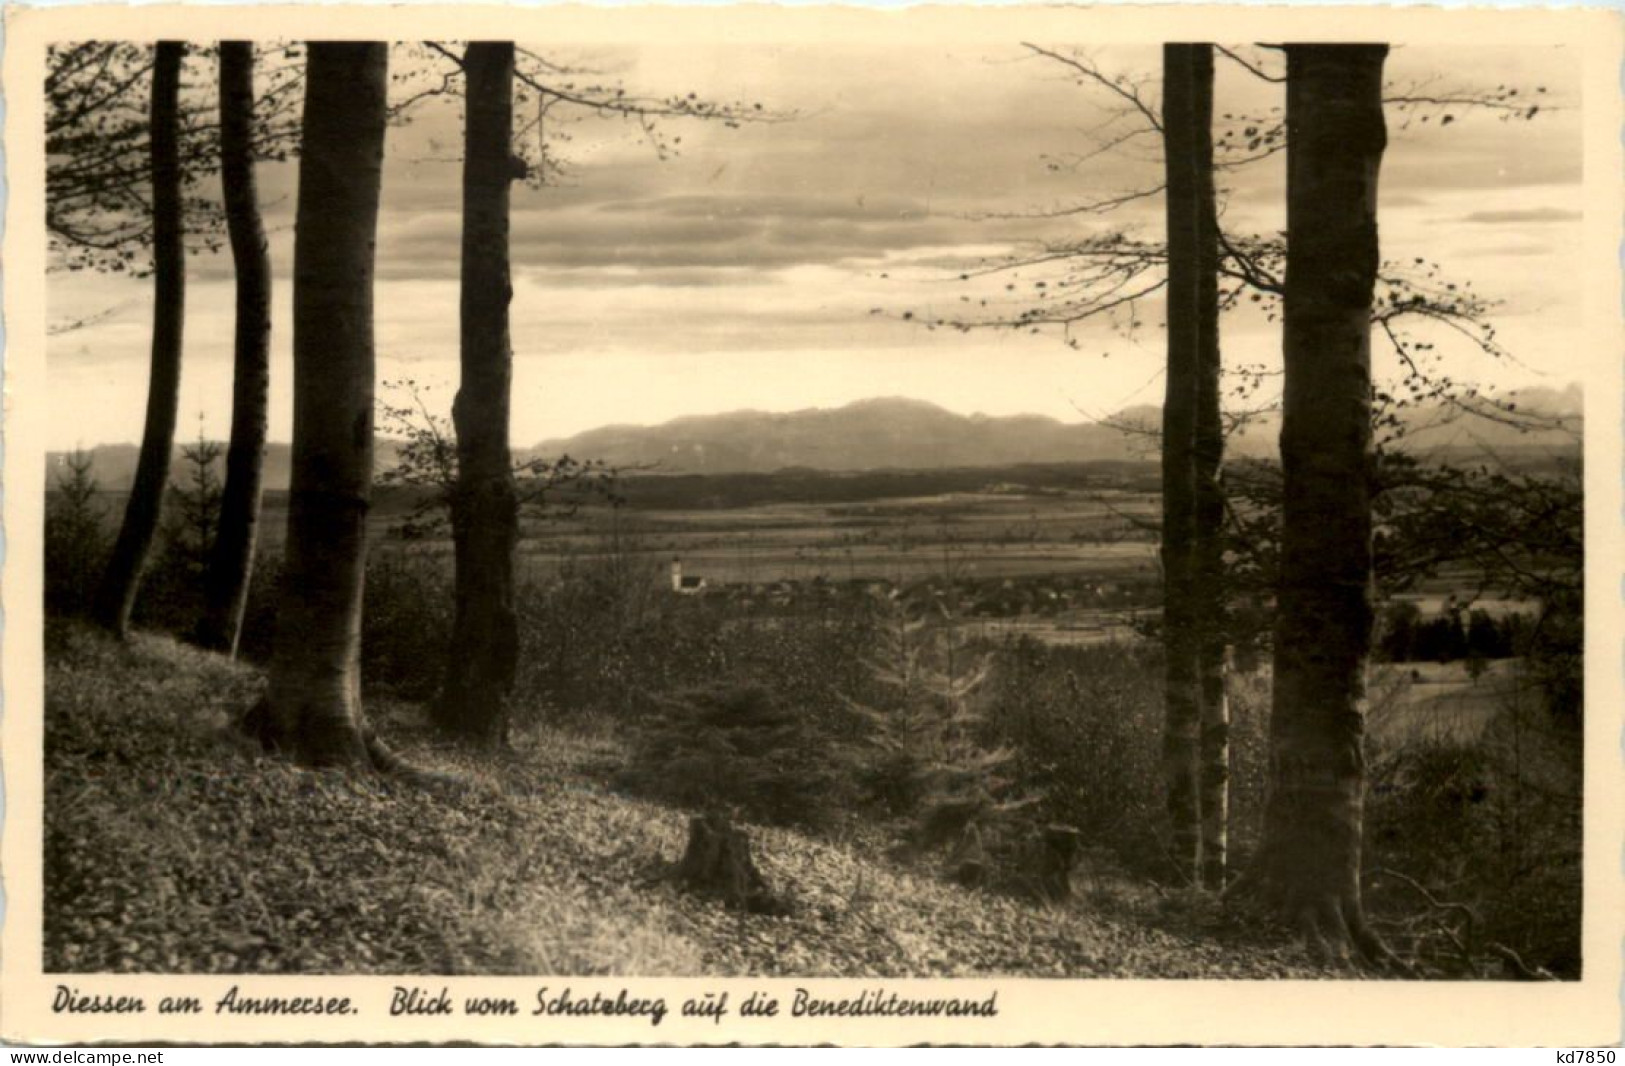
[849,596,1038,882]
[45,450,108,614]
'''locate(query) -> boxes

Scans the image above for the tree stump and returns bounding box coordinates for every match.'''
[674,814,780,913]
[1036,824,1083,902]
[951,824,989,888]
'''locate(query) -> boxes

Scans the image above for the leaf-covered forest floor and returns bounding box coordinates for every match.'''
[44,621,1331,977]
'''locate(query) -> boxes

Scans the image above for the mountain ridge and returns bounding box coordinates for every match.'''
[48,388,1582,491]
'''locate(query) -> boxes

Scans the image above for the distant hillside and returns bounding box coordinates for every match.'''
[43,440,405,496]
[523,397,1152,475]
[49,387,1580,491]
[1218,383,1582,464]
[525,389,1581,474]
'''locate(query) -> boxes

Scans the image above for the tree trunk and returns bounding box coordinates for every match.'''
[93,41,185,637]
[1181,44,1231,892]
[1159,42,1205,884]
[195,41,271,657]
[435,42,522,744]
[1257,43,1389,962]
[259,42,389,767]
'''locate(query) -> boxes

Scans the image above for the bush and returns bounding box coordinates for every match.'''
[983,638,1269,881]
[514,549,881,727]
[236,546,454,701]
[245,539,884,726]
[984,640,1165,874]
[514,549,706,716]
[617,683,864,830]
[1522,590,1582,724]
[233,547,282,665]
[1365,668,1581,978]
[360,548,455,699]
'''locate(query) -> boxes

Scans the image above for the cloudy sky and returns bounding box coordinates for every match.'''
[46,40,1583,450]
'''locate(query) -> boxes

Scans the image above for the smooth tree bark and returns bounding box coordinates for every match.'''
[195,41,272,656]
[1194,335,1230,891]
[434,42,525,744]
[1158,42,1207,883]
[1257,43,1390,961]
[93,41,186,637]
[258,42,390,766]
[1179,44,1230,891]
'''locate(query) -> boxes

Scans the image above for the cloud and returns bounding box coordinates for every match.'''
[369,190,1046,281]
[1451,242,1561,258]
[595,191,935,222]
[1459,207,1582,225]
[45,39,1590,451]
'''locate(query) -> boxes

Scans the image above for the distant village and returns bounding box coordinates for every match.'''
[665,556,1157,621]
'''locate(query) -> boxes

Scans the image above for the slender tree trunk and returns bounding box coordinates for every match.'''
[1257,43,1389,962]
[195,41,271,657]
[434,42,523,744]
[1195,430,1230,893]
[258,42,389,767]
[1181,44,1230,891]
[93,41,185,637]
[1159,42,1205,883]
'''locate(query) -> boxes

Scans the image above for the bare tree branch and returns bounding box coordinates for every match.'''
[1020,42,1164,134]
[1214,44,1285,84]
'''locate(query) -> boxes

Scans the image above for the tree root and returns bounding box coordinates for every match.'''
[1370,866,1479,975]
[362,727,470,793]
[1489,941,1555,981]
[1224,862,1411,976]
[1296,895,1409,975]
[237,695,468,792]
[1367,868,1557,980]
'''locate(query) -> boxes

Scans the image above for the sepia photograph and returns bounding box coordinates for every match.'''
[4,1,1621,1047]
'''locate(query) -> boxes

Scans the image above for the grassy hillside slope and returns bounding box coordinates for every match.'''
[44,622,1327,978]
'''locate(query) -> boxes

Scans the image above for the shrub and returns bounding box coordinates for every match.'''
[376,378,622,541]
[234,547,282,666]
[1522,589,1582,724]
[514,549,698,716]
[360,548,455,699]
[616,683,864,830]
[1365,665,1581,978]
[237,546,455,700]
[983,638,1269,881]
[514,547,881,727]
[984,640,1165,873]
[710,608,880,737]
